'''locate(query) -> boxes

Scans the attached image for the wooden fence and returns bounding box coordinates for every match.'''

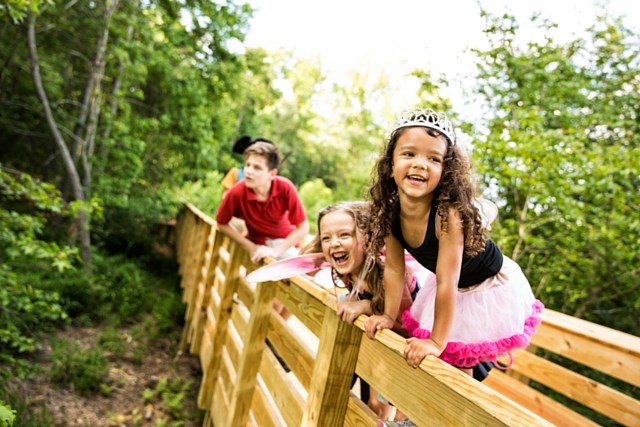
[174,203,640,426]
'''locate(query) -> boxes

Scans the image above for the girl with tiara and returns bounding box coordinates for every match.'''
[247,194,504,424]
[301,200,494,423]
[363,107,543,381]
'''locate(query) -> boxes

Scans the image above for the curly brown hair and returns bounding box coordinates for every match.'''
[301,201,386,314]
[366,125,487,263]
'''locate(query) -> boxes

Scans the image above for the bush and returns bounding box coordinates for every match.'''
[92,186,181,258]
[0,401,16,427]
[0,385,55,427]
[49,339,109,395]
[0,266,68,364]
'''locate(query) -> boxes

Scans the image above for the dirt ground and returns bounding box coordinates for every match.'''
[9,325,204,427]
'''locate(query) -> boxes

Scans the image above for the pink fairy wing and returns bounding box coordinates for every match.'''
[245,253,330,283]
[474,197,498,229]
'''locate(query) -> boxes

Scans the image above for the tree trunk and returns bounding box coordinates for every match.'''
[28,13,92,271]
[81,0,120,196]
[96,21,132,178]
[510,193,529,263]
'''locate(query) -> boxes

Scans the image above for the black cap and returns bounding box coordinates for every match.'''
[232,136,274,154]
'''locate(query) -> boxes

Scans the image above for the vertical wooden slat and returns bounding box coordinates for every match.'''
[196,241,245,410]
[177,210,196,277]
[301,305,361,426]
[225,279,277,427]
[178,218,210,351]
[189,226,217,354]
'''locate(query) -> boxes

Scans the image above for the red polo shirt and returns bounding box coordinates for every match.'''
[216,176,307,245]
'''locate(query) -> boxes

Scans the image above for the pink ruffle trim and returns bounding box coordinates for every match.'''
[402,300,544,368]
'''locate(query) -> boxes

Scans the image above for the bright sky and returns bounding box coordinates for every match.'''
[242,0,639,122]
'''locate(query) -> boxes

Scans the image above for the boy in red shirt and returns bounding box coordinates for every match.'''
[216,141,309,264]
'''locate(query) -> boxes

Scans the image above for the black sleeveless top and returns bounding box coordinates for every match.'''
[391,206,503,288]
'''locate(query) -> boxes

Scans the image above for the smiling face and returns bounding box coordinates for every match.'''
[319,210,365,276]
[391,127,448,201]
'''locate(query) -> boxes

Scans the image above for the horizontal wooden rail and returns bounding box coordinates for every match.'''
[484,308,640,426]
[174,203,639,426]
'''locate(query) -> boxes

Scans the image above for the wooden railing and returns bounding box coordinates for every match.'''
[174,203,640,426]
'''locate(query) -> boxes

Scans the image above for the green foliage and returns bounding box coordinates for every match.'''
[1,242,183,379]
[0,0,51,23]
[0,267,68,360]
[298,179,335,234]
[48,339,109,395]
[93,186,181,257]
[143,377,196,422]
[0,401,16,427]
[174,171,225,216]
[0,167,79,272]
[0,168,75,367]
[0,384,55,427]
[468,11,640,333]
[46,250,182,326]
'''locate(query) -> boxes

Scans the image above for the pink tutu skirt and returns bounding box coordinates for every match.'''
[402,256,544,368]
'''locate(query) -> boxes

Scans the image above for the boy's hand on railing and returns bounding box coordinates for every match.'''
[404,337,444,368]
[251,245,276,263]
[365,314,395,339]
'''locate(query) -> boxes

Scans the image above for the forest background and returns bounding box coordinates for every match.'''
[0,0,638,425]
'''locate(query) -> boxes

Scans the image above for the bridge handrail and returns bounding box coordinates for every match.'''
[173,203,639,426]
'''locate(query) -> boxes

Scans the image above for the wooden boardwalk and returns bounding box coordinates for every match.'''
[174,203,640,426]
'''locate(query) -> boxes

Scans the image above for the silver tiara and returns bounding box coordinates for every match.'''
[391,108,456,145]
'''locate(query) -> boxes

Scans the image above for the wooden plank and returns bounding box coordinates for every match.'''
[226,280,277,427]
[535,309,640,388]
[248,374,282,427]
[176,211,196,276]
[204,230,224,290]
[178,214,197,291]
[213,266,226,289]
[483,372,599,427]
[210,289,220,313]
[188,281,207,354]
[503,348,640,426]
[274,278,326,337]
[354,317,553,426]
[231,298,250,333]
[196,325,213,409]
[301,305,362,426]
[211,374,230,427]
[225,320,242,369]
[344,392,378,427]
[258,346,305,426]
[184,202,216,226]
[195,243,242,411]
[288,272,340,310]
[218,243,231,264]
[196,308,219,408]
[178,219,210,351]
[266,311,315,390]
[180,219,209,328]
[219,346,236,394]
[199,324,212,371]
[236,275,256,308]
[188,225,216,350]
[201,411,212,427]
